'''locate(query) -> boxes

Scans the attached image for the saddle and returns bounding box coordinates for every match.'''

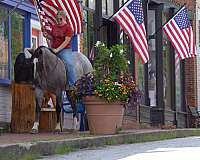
[14,53,34,83]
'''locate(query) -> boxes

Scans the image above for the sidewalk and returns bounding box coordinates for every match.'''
[1,129,200,160]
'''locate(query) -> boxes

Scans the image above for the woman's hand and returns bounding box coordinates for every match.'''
[43,31,52,40]
[43,32,48,38]
[52,48,58,53]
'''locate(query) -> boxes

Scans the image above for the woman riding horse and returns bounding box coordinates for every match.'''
[44,10,75,86]
[31,10,82,133]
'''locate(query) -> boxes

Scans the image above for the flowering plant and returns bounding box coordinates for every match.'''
[76,41,141,103]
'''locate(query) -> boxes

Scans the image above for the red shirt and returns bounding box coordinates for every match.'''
[50,24,73,49]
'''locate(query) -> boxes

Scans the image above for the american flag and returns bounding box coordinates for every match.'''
[113,0,149,64]
[163,6,197,60]
[32,0,82,34]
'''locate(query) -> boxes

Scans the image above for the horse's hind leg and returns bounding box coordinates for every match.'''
[31,88,44,134]
[55,94,62,133]
[67,90,79,131]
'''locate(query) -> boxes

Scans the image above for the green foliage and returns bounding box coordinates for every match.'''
[93,42,136,103]
[95,77,135,103]
[77,42,140,103]
[94,42,128,80]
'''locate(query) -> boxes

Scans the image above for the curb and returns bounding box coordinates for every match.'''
[1,129,200,160]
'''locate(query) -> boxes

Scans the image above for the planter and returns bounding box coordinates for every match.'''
[83,96,125,135]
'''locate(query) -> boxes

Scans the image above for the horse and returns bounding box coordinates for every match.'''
[30,46,93,133]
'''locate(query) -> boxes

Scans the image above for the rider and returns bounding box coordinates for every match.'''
[43,10,76,87]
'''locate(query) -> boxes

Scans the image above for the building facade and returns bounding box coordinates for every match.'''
[0,0,80,126]
[0,0,198,128]
[81,0,198,128]
[0,0,35,125]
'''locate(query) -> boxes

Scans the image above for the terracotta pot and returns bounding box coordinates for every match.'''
[83,96,125,135]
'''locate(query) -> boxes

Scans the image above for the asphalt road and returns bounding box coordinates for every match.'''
[40,136,200,160]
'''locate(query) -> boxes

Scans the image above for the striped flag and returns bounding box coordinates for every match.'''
[32,0,83,35]
[163,6,197,60]
[113,0,149,64]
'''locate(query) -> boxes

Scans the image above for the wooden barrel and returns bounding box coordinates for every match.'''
[11,83,35,133]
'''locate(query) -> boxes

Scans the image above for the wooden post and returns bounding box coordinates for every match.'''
[11,83,35,133]
[39,92,57,132]
[39,108,57,132]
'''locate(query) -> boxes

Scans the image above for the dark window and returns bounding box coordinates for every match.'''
[102,0,113,16]
[83,8,94,57]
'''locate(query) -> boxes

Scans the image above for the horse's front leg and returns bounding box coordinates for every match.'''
[31,87,44,134]
[55,94,62,133]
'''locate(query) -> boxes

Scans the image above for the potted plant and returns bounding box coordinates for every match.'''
[76,41,138,135]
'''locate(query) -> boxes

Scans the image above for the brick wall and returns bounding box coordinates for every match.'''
[171,0,198,107]
[170,0,196,10]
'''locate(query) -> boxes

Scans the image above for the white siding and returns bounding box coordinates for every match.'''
[0,86,12,123]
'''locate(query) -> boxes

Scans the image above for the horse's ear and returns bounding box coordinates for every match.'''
[33,47,43,58]
[39,48,43,55]
[28,49,35,55]
[37,48,43,55]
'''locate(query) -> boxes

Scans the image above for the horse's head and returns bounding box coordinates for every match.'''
[32,46,58,79]
[32,46,45,59]
[32,46,56,59]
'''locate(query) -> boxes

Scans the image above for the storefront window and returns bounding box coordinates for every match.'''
[107,1,113,16]
[0,6,25,82]
[0,7,9,80]
[163,10,172,110]
[83,10,88,55]
[102,0,106,15]
[82,0,88,7]
[148,10,156,106]
[11,12,24,78]
[102,0,113,16]
[175,53,181,111]
[83,8,94,57]
[135,54,145,104]
[89,0,95,10]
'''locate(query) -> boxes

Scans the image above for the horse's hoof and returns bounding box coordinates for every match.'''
[54,129,61,134]
[30,129,39,134]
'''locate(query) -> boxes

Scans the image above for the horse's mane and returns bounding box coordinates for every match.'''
[36,46,56,55]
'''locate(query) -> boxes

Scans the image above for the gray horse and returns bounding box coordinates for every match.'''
[31,46,93,133]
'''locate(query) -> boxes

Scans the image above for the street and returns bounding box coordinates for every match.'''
[41,136,200,160]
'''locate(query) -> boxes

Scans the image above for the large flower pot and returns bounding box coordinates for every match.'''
[83,96,125,135]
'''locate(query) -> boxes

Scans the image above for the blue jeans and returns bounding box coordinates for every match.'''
[57,49,76,86]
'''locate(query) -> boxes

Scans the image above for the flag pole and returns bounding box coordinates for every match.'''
[32,0,43,31]
[32,0,51,46]
[149,3,186,40]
